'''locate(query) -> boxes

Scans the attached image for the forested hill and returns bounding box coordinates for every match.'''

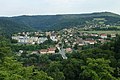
[0,18,34,36]
[10,12,120,30]
[0,12,120,36]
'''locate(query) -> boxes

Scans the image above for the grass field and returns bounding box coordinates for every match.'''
[109,26,120,29]
[80,30,120,34]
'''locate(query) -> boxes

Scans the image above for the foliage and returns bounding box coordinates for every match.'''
[0,19,34,36]
[0,12,120,34]
[0,57,53,80]
[46,61,65,80]
[1,34,120,80]
[81,58,116,80]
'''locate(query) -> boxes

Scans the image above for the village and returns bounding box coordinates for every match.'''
[12,27,117,57]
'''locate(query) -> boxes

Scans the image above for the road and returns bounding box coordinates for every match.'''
[57,47,68,59]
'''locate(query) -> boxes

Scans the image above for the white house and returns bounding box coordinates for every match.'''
[111,34,116,38]
[100,34,107,39]
[39,49,48,54]
[38,37,47,44]
[50,36,58,42]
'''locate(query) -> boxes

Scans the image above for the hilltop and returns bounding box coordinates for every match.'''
[0,12,120,36]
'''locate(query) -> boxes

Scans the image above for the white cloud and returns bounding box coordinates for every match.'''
[0,0,120,16]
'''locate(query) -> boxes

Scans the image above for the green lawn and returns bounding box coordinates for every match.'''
[109,26,120,29]
[80,30,120,34]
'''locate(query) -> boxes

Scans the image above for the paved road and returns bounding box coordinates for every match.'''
[57,47,68,59]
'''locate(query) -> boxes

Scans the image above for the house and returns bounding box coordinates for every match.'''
[100,34,107,39]
[46,32,51,36]
[65,48,72,53]
[84,40,97,45]
[89,40,97,44]
[47,48,56,54]
[39,48,56,54]
[16,50,24,56]
[65,39,68,43]
[38,37,47,43]
[78,39,84,46]
[50,36,58,41]
[19,50,23,54]
[31,51,38,54]
[98,39,105,43]
[12,36,19,40]
[111,34,116,38]
[91,34,99,37]
[15,36,30,44]
[84,40,90,44]
[39,49,48,54]
[79,43,85,46]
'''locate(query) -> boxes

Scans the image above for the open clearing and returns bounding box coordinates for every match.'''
[80,30,120,34]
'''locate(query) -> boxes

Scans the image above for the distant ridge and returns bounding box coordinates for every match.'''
[8,12,119,17]
[0,12,120,36]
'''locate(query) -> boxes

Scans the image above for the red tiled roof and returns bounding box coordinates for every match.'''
[48,48,56,51]
[66,48,72,52]
[100,34,107,36]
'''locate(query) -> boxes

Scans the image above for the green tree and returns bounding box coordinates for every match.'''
[46,61,65,80]
[11,39,18,43]
[81,58,116,80]
[62,59,83,80]
[0,36,12,60]
[0,57,53,80]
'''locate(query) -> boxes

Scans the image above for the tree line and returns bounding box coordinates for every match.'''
[0,35,120,80]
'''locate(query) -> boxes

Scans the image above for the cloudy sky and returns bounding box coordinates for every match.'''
[0,0,120,16]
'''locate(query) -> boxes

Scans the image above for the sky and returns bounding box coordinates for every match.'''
[0,0,120,16]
